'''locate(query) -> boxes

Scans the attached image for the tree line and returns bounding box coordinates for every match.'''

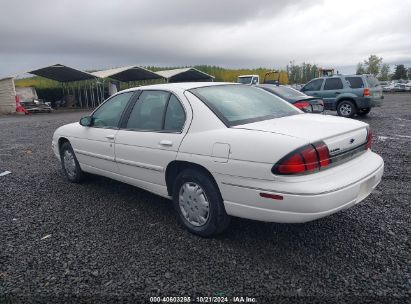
[356,55,409,81]
[15,57,409,90]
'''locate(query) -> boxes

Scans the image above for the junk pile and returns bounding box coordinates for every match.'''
[16,87,52,114]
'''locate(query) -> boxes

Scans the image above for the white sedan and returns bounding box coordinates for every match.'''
[52,83,384,236]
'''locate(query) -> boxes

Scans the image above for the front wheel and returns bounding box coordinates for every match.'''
[172,168,230,237]
[337,100,357,118]
[60,141,84,183]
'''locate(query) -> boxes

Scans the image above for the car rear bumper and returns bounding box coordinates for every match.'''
[356,96,384,108]
[217,151,384,223]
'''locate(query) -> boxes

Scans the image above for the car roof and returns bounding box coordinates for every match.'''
[120,82,234,94]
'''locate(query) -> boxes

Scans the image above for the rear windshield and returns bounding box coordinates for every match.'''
[237,77,252,84]
[261,85,306,98]
[345,77,364,89]
[189,85,300,126]
[366,76,380,87]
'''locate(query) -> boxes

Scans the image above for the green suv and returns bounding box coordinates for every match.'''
[300,74,384,117]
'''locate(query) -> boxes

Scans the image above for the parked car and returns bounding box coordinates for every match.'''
[382,82,396,92]
[258,84,324,113]
[52,83,384,237]
[301,74,384,117]
[383,82,411,93]
[237,75,259,85]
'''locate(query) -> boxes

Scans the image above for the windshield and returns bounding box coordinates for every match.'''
[237,77,252,84]
[189,85,300,126]
[262,85,306,98]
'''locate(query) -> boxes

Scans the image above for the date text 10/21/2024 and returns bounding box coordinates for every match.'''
[149,296,257,303]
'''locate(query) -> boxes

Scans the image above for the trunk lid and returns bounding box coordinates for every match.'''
[232,114,368,154]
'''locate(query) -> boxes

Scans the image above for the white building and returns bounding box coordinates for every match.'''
[0,77,16,114]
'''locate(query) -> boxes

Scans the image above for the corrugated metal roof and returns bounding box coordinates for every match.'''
[0,76,14,81]
[157,68,214,82]
[91,66,163,82]
[27,64,96,82]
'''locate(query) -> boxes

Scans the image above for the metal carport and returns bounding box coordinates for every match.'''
[24,64,102,108]
[91,66,163,82]
[91,66,164,96]
[27,64,97,82]
[157,68,214,83]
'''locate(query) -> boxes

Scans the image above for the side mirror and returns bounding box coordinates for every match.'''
[80,116,93,127]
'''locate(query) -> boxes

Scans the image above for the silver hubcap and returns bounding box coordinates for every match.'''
[63,150,76,178]
[340,103,352,116]
[179,182,210,227]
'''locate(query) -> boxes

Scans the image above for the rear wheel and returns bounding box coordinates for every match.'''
[358,107,371,116]
[172,168,230,237]
[337,100,357,118]
[60,141,84,183]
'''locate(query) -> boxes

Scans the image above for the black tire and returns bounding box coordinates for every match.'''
[172,168,230,237]
[60,141,84,183]
[337,100,357,118]
[358,107,371,116]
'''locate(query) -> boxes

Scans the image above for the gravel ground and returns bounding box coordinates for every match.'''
[0,95,410,303]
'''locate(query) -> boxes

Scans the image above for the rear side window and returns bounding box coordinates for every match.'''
[324,78,343,90]
[303,79,323,91]
[126,91,185,132]
[127,91,169,130]
[345,77,364,88]
[164,95,185,132]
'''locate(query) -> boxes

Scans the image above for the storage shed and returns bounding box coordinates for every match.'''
[157,68,214,83]
[0,77,16,114]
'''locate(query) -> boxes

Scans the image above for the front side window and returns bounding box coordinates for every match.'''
[190,85,299,126]
[126,91,186,132]
[92,92,133,128]
[324,78,344,90]
[303,79,323,91]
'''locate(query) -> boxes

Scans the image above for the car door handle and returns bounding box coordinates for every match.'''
[159,140,173,146]
[335,92,341,95]
[105,135,115,140]
[313,93,318,95]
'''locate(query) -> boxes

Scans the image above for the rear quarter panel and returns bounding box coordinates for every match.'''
[179,92,308,181]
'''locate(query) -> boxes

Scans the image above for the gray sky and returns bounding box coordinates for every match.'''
[1,0,410,77]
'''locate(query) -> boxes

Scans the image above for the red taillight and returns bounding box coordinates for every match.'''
[273,141,331,175]
[300,146,319,170]
[293,101,310,110]
[314,142,330,167]
[363,88,370,97]
[366,129,372,150]
[276,153,306,174]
